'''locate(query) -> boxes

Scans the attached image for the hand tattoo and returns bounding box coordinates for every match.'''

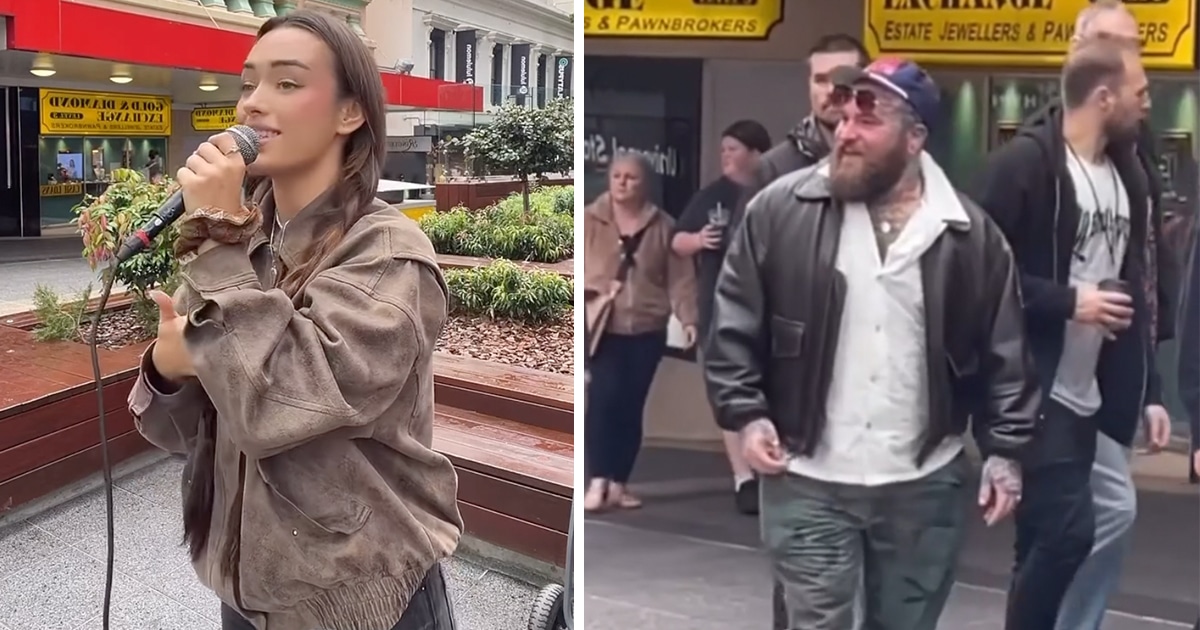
[982,456,1022,496]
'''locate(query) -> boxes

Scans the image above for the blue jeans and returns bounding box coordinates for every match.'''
[1054,432,1137,630]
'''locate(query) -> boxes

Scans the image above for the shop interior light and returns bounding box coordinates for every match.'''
[198,74,220,92]
[30,53,56,78]
[109,64,133,84]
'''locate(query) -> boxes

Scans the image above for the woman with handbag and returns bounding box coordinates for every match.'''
[583,153,698,512]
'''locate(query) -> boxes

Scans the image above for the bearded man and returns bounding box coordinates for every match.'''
[703,58,1038,630]
[975,36,1171,630]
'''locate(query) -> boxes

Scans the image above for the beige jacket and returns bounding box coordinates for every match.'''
[583,193,697,335]
[129,189,462,630]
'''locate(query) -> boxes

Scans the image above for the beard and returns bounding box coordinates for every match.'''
[1103,114,1140,146]
[828,138,908,203]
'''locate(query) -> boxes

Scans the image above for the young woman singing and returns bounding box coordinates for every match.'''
[127,11,461,630]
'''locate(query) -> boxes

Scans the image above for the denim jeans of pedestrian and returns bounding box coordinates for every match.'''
[1054,432,1137,630]
[220,563,456,630]
[584,330,667,483]
[1005,401,1097,630]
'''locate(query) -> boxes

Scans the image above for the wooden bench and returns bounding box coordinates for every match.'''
[433,404,572,567]
[434,352,572,435]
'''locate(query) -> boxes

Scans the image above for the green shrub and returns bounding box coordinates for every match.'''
[444,260,572,324]
[73,169,178,301]
[420,186,574,262]
[31,283,92,343]
[550,185,574,215]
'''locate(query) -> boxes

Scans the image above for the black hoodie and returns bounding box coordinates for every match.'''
[972,101,1165,447]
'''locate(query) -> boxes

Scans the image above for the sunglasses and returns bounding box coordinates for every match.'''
[830,85,880,114]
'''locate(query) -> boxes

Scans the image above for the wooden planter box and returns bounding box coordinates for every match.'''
[0,301,575,567]
[435,176,573,212]
[0,310,150,516]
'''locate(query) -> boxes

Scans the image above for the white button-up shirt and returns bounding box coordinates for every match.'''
[788,153,965,486]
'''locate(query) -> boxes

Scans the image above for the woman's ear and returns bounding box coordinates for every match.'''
[336,100,365,136]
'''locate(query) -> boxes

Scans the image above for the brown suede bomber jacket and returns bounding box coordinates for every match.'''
[128,190,463,630]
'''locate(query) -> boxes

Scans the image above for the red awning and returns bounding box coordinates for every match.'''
[0,0,483,112]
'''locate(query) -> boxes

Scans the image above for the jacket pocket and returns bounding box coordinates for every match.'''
[769,316,806,358]
[257,456,372,535]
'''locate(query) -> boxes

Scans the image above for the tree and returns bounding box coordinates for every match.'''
[448,98,573,220]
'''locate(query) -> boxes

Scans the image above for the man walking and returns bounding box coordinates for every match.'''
[973,37,1171,630]
[704,58,1035,630]
[731,32,868,629]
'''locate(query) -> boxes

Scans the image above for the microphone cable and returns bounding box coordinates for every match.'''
[86,269,120,630]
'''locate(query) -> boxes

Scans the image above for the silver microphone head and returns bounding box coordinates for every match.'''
[226,124,261,165]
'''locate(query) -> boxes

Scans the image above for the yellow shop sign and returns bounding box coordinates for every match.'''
[40,182,83,197]
[40,89,172,136]
[584,0,784,39]
[866,0,1196,69]
[191,106,238,132]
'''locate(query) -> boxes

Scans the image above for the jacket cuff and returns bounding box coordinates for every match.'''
[717,404,768,433]
[130,343,205,413]
[1049,285,1078,321]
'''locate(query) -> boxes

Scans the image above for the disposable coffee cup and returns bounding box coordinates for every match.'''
[1097,279,1130,296]
[707,203,730,229]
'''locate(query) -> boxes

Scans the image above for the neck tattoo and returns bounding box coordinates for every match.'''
[867,175,923,261]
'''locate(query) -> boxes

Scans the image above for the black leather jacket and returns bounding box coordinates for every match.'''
[703,166,1040,464]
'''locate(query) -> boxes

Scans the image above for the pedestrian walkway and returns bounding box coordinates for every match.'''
[585,520,1187,630]
[584,446,1199,629]
[0,259,109,318]
[0,457,539,630]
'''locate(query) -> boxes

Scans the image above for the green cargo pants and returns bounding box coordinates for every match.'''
[761,452,971,630]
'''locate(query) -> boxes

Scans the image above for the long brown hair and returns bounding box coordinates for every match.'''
[181,9,387,564]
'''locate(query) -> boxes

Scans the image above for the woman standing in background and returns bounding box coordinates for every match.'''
[583,152,697,512]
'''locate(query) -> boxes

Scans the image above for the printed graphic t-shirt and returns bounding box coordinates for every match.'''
[1051,151,1131,417]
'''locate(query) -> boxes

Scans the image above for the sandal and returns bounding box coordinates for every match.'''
[584,478,610,512]
[606,483,643,510]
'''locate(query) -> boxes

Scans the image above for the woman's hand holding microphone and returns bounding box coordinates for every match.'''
[174,132,261,258]
[149,131,257,384]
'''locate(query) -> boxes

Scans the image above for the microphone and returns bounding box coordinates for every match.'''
[114,124,260,264]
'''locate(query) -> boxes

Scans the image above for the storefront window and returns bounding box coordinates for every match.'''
[988,74,1059,150]
[583,57,702,217]
[38,136,167,228]
[925,73,988,188]
[36,88,171,229]
[1146,78,1198,226]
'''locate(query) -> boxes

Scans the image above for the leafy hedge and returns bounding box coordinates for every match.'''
[420,185,573,263]
[444,260,572,324]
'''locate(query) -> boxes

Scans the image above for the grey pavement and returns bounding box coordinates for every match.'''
[584,446,1199,629]
[0,258,113,317]
[0,457,541,630]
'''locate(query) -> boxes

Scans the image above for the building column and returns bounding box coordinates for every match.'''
[528,46,545,108]
[421,14,435,79]
[481,32,497,109]
[499,41,512,106]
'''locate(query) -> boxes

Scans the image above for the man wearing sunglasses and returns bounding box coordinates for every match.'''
[704,58,1035,630]
[973,31,1171,630]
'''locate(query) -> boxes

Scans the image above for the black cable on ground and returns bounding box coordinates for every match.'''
[87,270,119,630]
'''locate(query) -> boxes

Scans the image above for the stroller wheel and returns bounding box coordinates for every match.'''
[527,583,566,630]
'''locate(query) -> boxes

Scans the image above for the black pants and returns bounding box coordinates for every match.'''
[585,330,666,483]
[1005,401,1097,630]
[221,563,455,630]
